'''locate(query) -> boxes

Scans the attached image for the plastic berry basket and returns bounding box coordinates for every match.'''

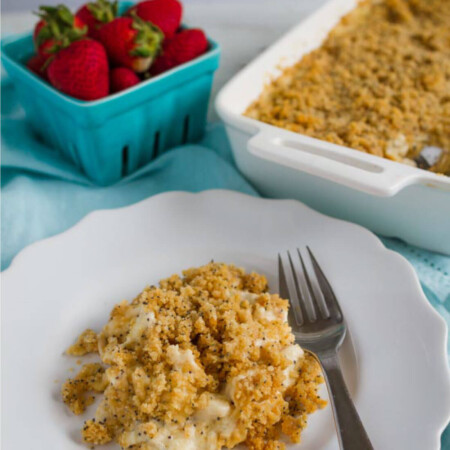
[1,2,220,186]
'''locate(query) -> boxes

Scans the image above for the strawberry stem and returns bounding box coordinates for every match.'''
[86,0,118,24]
[34,4,87,52]
[129,12,164,59]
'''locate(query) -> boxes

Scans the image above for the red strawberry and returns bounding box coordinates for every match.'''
[150,29,208,75]
[47,39,109,101]
[128,0,182,38]
[33,5,87,59]
[110,67,140,93]
[33,20,46,44]
[76,0,118,40]
[26,54,49,80]
[98,15,163,73]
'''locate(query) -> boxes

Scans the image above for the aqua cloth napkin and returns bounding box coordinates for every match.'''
[2,77,449,447]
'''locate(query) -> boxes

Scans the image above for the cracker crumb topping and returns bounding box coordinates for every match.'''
[245,0,450,174]
[62,263,326,449]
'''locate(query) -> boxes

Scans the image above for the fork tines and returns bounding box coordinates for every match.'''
[278,247,343,327]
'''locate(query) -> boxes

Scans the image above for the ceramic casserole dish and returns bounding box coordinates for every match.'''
[216,0,450,255]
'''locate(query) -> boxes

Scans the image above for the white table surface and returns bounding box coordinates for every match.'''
[1,0,328,119]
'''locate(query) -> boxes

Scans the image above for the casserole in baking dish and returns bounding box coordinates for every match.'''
[216,0,450,254]
[245,0,449,175]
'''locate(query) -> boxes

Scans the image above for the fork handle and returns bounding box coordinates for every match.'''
[316,351,374,450]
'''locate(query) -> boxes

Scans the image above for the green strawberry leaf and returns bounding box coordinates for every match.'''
[129,13,164,60]
[34,4,88,52]
[57,5,75,26]
[130,47,152,58]
[36,25,53,44]
[87,0,118,24]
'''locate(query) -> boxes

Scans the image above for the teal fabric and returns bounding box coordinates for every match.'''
[1,77,257,269]
[2,77,449,447]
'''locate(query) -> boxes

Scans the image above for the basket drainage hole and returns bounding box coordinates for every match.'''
[153,131,160,154]
[122,146,129,177]
[182,116,190,144]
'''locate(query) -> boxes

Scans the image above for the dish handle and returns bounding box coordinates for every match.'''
[247,130,423,197]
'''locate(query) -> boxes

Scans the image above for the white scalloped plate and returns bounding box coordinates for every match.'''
[2,190,449,450]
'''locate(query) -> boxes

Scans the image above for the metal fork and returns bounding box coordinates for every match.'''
[279,247,373,450]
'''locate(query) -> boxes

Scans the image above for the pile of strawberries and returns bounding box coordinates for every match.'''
[27,0,209,100]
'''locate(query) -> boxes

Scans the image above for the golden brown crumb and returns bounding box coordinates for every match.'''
[67,329,98,356]
[82,419,111,445]
[62,263,326,448]
[61,363,107,415]
[245,0,450,174]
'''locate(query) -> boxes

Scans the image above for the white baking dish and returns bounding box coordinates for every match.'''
[216,0,450,255]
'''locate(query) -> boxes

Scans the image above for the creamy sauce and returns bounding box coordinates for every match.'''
[282,344,304,387]
[121,421,199,450]
[194,394,231,422]
[124,310,156,346]
[120,395,237,450]
[225,369,256,402]
[386,134,417,167]
[167,345,200,371]
[237,290,259,303]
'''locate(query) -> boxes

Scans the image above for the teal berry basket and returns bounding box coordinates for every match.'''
[1,2,220,186]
